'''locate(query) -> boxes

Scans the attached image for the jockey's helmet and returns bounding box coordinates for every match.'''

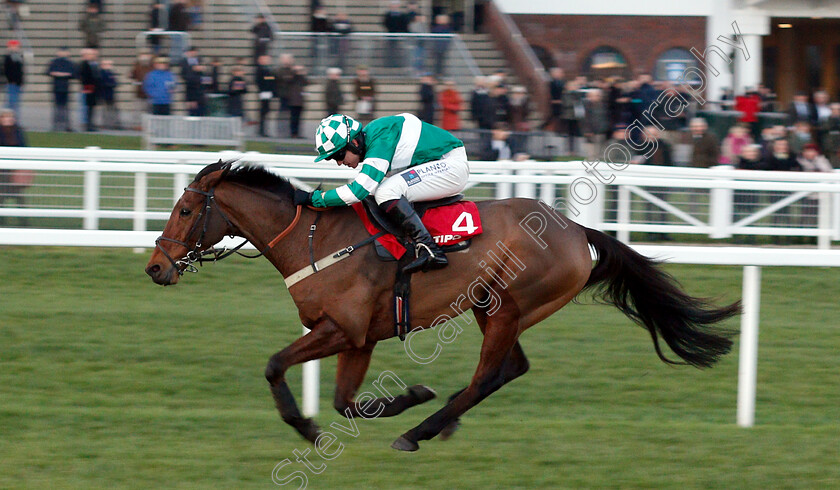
[314,114,363,162]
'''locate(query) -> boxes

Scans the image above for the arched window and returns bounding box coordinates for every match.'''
[654,48,699,83]
[582,46,630,80]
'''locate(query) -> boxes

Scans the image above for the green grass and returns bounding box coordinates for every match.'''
[1,247,839,488]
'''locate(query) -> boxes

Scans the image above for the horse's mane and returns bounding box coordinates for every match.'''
[194,160,296,200]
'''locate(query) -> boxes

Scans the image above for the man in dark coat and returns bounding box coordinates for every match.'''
[324,67,344,117]
[251,14,273,66]
[418,74,436,124]
[3,40,25,119]
[78,48,102,132]
[46,47,76,132]
[255,55,276,137]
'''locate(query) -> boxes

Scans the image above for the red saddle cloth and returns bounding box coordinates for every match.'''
[351,201,483,259]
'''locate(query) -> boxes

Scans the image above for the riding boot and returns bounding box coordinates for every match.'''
[380,197,448,274]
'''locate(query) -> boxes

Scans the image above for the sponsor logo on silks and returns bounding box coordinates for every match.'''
[402,169,422,186]
[433,234,462,244]
[414,162,448,175]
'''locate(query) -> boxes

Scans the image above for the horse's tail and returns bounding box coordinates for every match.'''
[581,227,740,368]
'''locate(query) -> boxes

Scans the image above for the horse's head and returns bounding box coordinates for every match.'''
[145,160,237,285]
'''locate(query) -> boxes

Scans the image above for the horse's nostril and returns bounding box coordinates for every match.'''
[146,264,161,277]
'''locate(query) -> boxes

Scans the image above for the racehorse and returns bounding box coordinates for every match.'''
[145,160,739,451]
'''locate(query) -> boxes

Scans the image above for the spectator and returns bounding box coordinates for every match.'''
[408,14,428,76]
[143,56,176,115]
[88,0,104,13]
[324,67,344,117]
[3,40,24,119]
[168,0,191,62]
[78,48,102,132]
[561,79,584,155]
[183,62,206,116]
[418,74,436,124]
[287,65,307,138]
[430,14,452,77]
[79,4,106,49]
[46,47,76,132]
[188,0,203,29]
[383,0,409,68]
[255,54,275,136]
[148,2,165,53]
[789,120,814,156]
[787,92,813,124]
[130,52,154,128]
[720,123,753,165]
[490,123,512,160]
[179,46,201,80]
[438,79,462,131]
[543,67,565,132]
[226,65,248,118]
[822,102,840,167]
[99,59,120,129]
[275,53,295,137]
[353,65,376,125]
[331,11,353,71]
[766,138,799,171]
[688,117,719,168]
[737,143,765,171]
[470,76,495,159]
[798,143,832,172]
[637,125,674,241]
[508,85,530,156]
[251,14,273,66]
[582,88,610,161]
[310,6,331,67]
[734,89,761,140]
[0,108,29,226]
[490,82,510,128]
[797,143,832,230]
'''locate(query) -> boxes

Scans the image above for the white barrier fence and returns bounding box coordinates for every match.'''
[2,147,840,246]
[3,147,840,426]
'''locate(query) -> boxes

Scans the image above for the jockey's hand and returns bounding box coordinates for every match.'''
[293,189,314,206]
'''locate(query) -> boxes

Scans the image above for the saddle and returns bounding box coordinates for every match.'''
[351,195,483,340]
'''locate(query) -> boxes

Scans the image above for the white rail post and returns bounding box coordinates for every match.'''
[83,146,102,230]
[133,172,148,253]
[818,191,831,249]
[495,169,512,200]
[709,165,733,239]
[737,265,761,428]
[301,325,320,417]
[173,173,188,204]
[514,169,537,199]
[617,185,631,243]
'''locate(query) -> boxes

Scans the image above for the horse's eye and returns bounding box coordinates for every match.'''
[180,208,192,217]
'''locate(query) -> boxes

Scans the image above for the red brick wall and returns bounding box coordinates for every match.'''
[510,14,707,78]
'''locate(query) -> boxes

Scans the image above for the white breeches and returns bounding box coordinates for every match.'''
[374,146,470,204]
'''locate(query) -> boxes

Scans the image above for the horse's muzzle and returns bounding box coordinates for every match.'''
[145,261,179,286]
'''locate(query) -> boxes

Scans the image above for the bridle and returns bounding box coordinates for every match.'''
[155,185,302,276]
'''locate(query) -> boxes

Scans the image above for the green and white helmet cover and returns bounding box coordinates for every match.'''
[314,114,363,162]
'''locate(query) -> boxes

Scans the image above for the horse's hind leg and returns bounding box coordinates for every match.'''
[392,294,522,451]
[264,317,353,443]
[441,307,530,440]
[333,346,436,419]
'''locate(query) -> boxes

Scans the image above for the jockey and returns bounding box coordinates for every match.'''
[299,113,469,274]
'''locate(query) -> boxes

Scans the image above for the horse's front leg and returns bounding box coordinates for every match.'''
[264,317,353,443]
[333,346,436,419]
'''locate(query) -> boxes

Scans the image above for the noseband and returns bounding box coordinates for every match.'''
[154,185,302,276]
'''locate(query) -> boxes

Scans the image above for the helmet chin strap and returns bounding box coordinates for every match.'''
[345,132,366,160]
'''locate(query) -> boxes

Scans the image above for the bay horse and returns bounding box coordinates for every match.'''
[145,160,739,451]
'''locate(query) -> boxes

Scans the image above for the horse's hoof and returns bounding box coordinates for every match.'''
[408,385,437,404]
[298,418,321,444]
[391,435,419,452]
[439,419,460,441]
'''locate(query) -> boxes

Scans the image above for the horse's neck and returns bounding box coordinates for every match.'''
[216,184,364,278]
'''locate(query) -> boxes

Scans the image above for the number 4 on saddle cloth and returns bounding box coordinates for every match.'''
[352,194,483,340]
[352,194,483,261]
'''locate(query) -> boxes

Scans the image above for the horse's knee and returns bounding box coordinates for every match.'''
[264,354,285,383]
